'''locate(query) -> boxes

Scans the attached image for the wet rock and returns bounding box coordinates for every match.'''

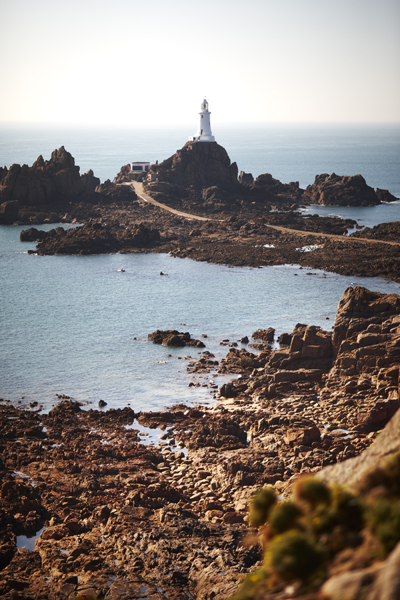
[251,328,275,343]
[148,330,205,348]
[375,188,398,203]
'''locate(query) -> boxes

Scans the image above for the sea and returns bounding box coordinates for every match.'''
[0,122,399,414]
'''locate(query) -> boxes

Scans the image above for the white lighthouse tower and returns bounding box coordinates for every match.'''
[189,99,215,142]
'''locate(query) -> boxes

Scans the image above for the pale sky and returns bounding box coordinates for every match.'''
[0,0,399,126]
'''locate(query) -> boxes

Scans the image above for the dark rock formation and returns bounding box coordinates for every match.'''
[95,179,137,203]
[0,201,19,224]
[118,223,160,249]
[250,174,302,206]
[375,188,398,203]
[238,171,254,186]
[148,330,205,348]
[251,328,275,343]
[34,224,120,255]
[29,222,160,255]
[350,221,400,243]
[303,173,380,206]
[0,147,104,213]
[153,141,238,189]
[80,169,100,192]
[20,227,53,242]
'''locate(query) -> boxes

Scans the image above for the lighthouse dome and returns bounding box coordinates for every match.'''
[201,99,209,111]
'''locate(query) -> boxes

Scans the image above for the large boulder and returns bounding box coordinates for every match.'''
[269,324,333,372]
[153,141,238,189]
[148,330,205,348]
[303,173,380,206]
[95,179,137,202]
[35,223,120,255]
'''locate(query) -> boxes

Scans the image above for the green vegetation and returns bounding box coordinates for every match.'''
[230,453,400,599]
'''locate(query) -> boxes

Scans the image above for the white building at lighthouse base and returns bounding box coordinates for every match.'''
[189,99,215,142]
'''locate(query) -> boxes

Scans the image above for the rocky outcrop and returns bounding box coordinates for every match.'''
[153,141,238,189]
[34,224,120,255]
[119,223,160,248]
[238,171,254,186]
[251,328,275,344]
[350,221,400,243]
[253,173,300,196]
[20,227,53,242]
[95,179,137,203]
[113,164,145,183]
[331,285,400,349]
[320,286,400,432]
[80,169,100,192]
[269,324,333,372]
[303,173,380,206]
[375,187,398,202]
[0,147,101,211]
[148,330,205,348]
[22,222,160,255]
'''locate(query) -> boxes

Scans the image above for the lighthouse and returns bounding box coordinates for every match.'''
[189,99,215,143]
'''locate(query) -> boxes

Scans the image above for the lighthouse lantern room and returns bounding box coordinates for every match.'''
[189,98,215,142]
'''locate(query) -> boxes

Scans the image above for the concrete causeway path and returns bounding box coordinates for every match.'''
[128,181,399,246]
[264,223,400,246]
[131,181,212,222]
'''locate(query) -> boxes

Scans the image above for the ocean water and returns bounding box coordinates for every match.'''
[0,123,399,412]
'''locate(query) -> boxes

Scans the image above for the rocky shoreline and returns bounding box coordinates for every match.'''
[2,143,400,598]
[1,286,400,599]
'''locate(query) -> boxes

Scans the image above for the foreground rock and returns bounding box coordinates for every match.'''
[1,286,400,599]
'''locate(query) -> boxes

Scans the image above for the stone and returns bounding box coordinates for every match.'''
[238,171,254,186]
[148,330,205,348]
[154,141,238,188]
[303,173,380,206]
[251,328,275,343]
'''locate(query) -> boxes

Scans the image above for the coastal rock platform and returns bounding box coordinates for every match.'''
[1,286,400,599]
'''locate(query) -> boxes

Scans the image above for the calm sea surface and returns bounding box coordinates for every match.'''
[0,123,399,412]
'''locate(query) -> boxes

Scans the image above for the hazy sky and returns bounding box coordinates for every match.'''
[1,0,399,126]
